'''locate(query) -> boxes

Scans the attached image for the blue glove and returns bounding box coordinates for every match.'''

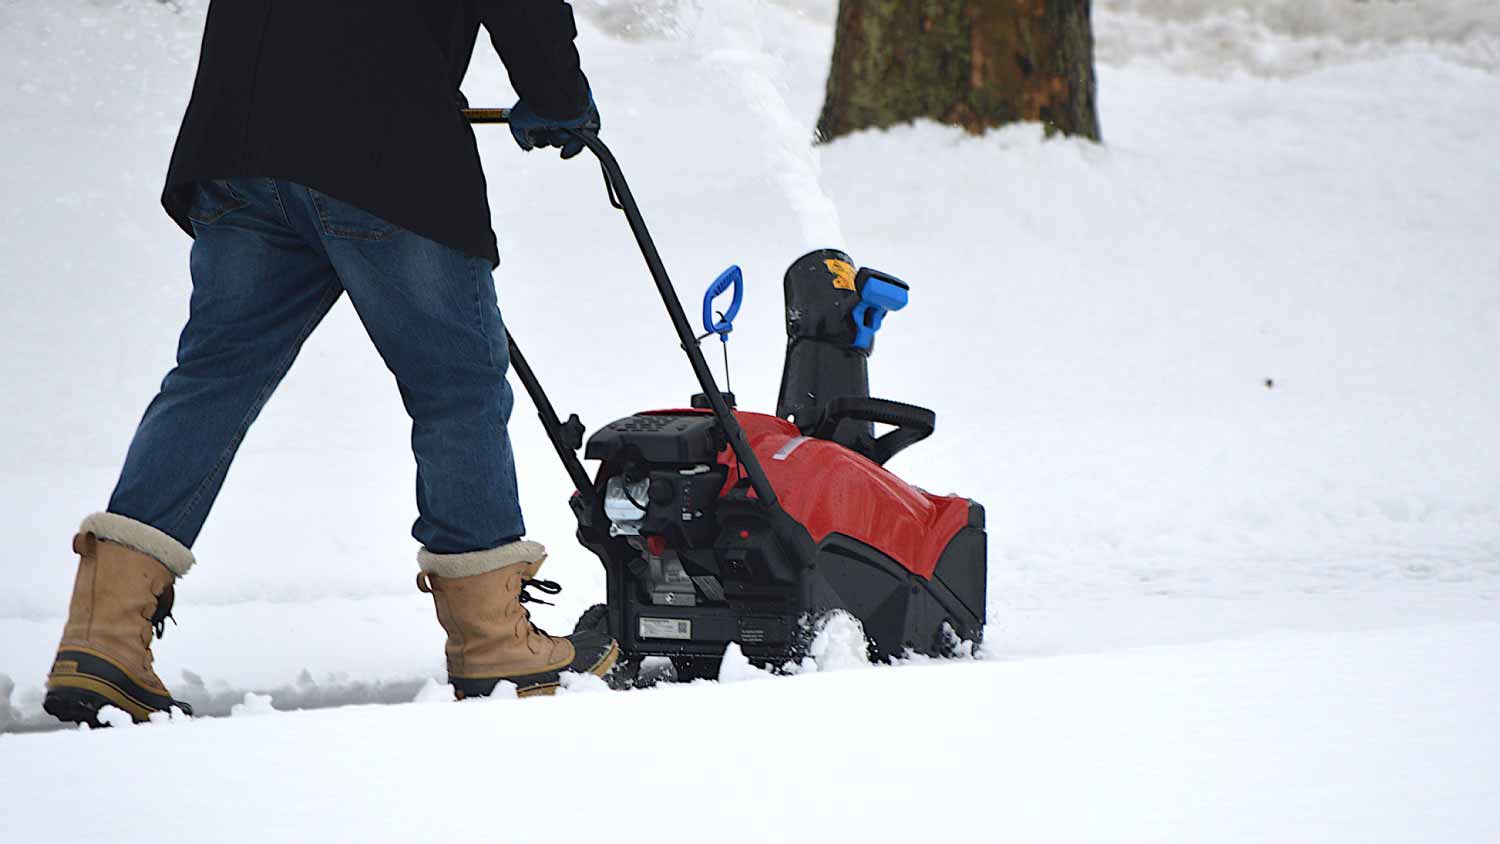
[509,94,600,160]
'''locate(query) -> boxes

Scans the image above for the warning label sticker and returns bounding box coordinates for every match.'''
[639,617,692,640]
[825,259,857,291]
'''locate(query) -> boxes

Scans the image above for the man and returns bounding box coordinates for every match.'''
[43,0,617,726]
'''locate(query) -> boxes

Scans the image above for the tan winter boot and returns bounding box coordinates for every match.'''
[44,513,195,725]
[417,541,618,698]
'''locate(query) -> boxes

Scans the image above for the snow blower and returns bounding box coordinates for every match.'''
[467,110,986,681]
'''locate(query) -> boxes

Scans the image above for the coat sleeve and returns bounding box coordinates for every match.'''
[478,0,591,119]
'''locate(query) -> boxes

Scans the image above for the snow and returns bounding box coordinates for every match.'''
[1,0,1499,837]
[803,609,872,672]
[716,642,773,683]
[1096,0,1500,75]
[4,623,1500,842]
[411,678,457,705]
[229,692,276,718]
[555,670,612,695]
[95,704,134,729]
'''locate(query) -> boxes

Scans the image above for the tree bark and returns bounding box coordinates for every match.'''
[816,0,1101,143]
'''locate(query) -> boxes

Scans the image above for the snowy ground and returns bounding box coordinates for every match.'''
[2,0,1498,838]
[5,622,1500,843]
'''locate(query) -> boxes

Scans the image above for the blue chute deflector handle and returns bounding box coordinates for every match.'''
[702,265,744,341]
[850,267,910,351]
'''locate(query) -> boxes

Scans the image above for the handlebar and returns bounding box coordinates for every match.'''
[464,107,781,510]
[463,108,512,123]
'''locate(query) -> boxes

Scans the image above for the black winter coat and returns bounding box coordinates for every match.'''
[163,0,590,267]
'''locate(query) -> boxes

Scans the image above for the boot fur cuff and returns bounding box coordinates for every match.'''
[418,540,546,579]
[79,512,195,577]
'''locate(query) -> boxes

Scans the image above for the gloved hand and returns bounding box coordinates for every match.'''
[508,93,600,160]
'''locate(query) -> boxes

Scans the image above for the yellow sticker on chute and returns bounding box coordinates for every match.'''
[825,259,857,291]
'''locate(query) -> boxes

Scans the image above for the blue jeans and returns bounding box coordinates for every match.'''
[108,178,524,554]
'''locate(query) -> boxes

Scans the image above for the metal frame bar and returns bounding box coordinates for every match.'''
[466,109,780,509]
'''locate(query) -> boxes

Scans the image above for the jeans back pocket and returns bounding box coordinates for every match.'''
[308,189,399,241]
[187,179,250,226]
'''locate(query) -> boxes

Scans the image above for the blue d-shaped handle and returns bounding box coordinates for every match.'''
[702,265,744,341]
[851,275,908,351]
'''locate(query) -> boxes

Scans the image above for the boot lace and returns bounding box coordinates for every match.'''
[517,578,563,639]
[149,584,178,640]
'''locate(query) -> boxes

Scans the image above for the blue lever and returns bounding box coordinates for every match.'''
[702,265,744,341]
[851,274,908,351]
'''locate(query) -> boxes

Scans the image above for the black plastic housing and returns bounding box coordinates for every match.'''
[584,414,723,465]
[775,249,872,432]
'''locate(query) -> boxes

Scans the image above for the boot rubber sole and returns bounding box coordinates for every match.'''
[42,686,116,728]
[454,639,621,699]
[46,647,189,724]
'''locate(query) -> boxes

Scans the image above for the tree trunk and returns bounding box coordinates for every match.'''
[816,0,1101,143]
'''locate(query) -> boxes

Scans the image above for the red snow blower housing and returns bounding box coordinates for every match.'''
[466,111,987,680]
